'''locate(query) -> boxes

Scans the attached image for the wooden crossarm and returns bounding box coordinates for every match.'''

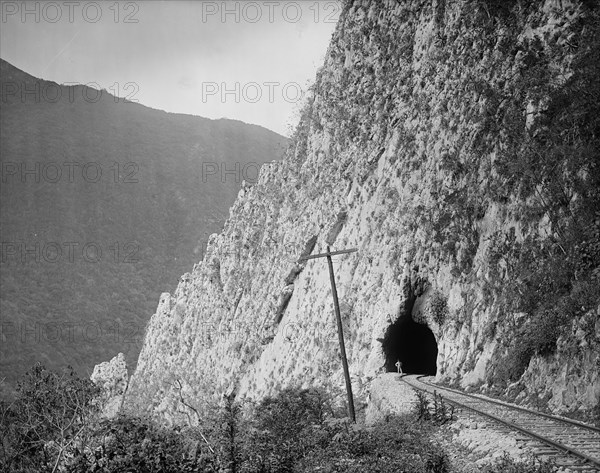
[297,248,358,262]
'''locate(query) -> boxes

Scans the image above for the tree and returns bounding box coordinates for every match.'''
[0,364,100,472]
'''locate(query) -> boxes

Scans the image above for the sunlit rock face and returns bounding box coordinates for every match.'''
[122,0,600,422]
[365,373,416,425]
[91,353,128,418]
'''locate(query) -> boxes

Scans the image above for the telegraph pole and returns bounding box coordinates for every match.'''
[298,246,358,422]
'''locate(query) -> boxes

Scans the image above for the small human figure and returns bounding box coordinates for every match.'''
[395,360,403,374]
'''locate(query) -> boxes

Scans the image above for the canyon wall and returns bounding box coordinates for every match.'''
[125,0,600,422]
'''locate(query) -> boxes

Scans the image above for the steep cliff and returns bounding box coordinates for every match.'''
[125,0,600,423]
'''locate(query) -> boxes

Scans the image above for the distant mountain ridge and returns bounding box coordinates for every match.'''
[0,59,287,392]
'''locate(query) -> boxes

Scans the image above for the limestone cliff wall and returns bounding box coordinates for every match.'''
[125,0,600,422]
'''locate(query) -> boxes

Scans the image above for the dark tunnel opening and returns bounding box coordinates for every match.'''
[379,281,438,375]
[381,316,438,375]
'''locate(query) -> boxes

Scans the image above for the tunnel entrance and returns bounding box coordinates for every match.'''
[379,280,438,375]
[381,316,438,375]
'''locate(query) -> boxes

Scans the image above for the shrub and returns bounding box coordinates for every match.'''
[229,387,449,472]
[237,387,333,472]
[482,453,556,473]
[297,414,449,473]
[413,390,455,425]
[429,291,449,326]
[65,416,214,473]
[0,364,100,473]
[1,366,216,473]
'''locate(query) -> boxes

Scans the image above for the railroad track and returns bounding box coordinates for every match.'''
[401,375,600,472]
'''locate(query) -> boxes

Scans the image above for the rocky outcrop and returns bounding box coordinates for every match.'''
[124,0,600,423]
[91,353,128,418]
[365,374,417,425]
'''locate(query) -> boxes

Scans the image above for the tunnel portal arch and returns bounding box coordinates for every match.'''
[379,279,439,375]
[380,315,438,375]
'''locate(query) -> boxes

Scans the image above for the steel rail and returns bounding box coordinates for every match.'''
[417,376,600,434]
[401,375,600,470]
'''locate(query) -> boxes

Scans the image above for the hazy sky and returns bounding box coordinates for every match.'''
[1,1,340,136]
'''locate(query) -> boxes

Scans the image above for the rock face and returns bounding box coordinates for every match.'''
[516,310,600,413]
[124,0,600,423]
[91,353,128,418]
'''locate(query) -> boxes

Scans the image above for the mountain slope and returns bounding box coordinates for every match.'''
[125,0,599,422]
[0,59,287,389]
